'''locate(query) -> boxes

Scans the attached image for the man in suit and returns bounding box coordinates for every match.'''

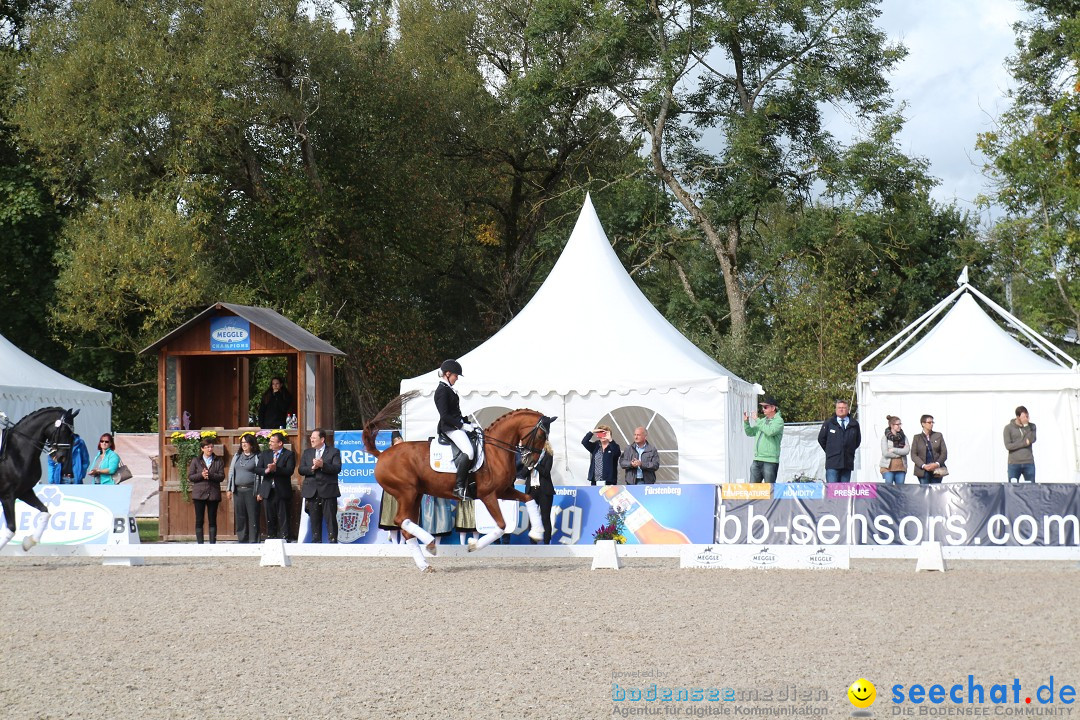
[255,431,295,541]
[299,428,342,543]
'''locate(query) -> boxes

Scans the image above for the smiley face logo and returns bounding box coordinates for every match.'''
[848,678,876,709]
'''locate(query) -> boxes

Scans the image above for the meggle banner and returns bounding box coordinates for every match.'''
[715,483,1080,547]
[6,485,132,545]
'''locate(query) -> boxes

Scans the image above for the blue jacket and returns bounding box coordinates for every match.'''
[582,433,621,485]
[48,435,90,484]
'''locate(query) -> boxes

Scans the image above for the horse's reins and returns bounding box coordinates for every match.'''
[482,417,550,466]
[3,414,75,458]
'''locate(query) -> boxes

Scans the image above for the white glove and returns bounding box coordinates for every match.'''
[462,423,475,432]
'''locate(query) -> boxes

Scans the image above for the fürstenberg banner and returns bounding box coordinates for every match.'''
[715,483,1080,547]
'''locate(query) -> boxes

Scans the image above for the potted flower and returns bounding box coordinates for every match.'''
[170,430,219,502]
[592,507,628,544]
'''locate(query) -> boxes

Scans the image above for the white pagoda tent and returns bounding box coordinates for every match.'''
[856,280,1080,483]
[0,332,112,451]
[400,195,757,484]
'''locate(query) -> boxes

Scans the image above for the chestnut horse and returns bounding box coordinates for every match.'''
[363,393,555,571]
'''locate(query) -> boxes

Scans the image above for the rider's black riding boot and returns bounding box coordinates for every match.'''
[452,462,470,501]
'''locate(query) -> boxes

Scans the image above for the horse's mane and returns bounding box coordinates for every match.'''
[486,408,540,430]
[12,407,63,425]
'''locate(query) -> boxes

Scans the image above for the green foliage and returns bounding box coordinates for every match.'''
[978,0,1080,341]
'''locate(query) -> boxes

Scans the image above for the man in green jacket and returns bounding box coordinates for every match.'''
[744,395,784,483]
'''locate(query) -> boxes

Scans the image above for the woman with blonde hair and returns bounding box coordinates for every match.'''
[879,416,909,485]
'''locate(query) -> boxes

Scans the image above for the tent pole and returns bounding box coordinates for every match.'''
[857,285,967,373]
[965,285,1078,369]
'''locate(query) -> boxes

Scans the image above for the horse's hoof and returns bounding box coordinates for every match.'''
[425,541,437,556]
[467,539,478,553]
[21,536,37,552]
[421,565,436,574]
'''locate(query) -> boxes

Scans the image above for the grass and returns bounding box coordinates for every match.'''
[136,518,159,543]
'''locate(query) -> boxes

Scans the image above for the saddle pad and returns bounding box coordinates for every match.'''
[429,438,485,474]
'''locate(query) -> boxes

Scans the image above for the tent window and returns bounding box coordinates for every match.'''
[593,406,679,484]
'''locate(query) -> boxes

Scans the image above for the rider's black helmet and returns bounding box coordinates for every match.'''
[440,359,463,376]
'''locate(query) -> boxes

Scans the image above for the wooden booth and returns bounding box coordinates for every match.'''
[142,303,345,541]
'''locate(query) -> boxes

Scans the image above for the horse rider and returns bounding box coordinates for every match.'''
[435,359,475,501]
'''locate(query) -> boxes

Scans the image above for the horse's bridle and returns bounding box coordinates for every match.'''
[484,416,551,467]
[7,411,76,459]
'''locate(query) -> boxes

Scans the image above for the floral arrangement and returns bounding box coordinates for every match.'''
[255,429,286,452]
[170,430,219,502]
[592,507,628,544]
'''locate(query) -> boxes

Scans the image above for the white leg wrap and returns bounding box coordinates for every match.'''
[32,511,50,543]
[404,537,429,571]
[386,530,400,544]
[401,519,435,546]
[469,527,504,552]
[525,500,544,541]
[0,526,13,551]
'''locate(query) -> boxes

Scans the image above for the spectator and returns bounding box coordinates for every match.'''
[529,441,555,544]
[911,415,948,485]
[879,416,909,485]
[620,426,661,485]
[582,425,621,486]
[255,431,296,541]
[227,433,261,543]
[817,399,862,483]
[188,437,225,543]
[49,433,89,485]
[744,396,784,484]
[87,433,121,484]
[299,428,342,543]
[1003,406,1036,483]
[257,376,293,429]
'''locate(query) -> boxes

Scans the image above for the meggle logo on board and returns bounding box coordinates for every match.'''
[210,324,250,344]
[15,488,113,544]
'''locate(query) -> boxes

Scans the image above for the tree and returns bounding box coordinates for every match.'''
[978,0,1080,340]
[563,0,907,346]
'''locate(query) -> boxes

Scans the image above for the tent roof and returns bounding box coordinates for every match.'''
[874,291,1074,375]
[141,302,344,356]
[402,194,747,396]
[0,332,111,400]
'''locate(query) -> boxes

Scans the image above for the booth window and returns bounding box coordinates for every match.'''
[592,406,679,483]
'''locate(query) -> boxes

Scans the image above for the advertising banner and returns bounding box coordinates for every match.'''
[299,482,384,544]
[453,484,716,545]
[8,485,132,545]
[715,483,1080,547]
[335,429,392,482]
[209,316,250,351]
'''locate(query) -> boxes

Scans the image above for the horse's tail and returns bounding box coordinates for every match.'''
[362,391,419,457]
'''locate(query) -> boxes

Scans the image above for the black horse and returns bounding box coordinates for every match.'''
[0,407,78,551]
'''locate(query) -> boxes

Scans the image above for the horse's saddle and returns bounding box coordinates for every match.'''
[429,430,484,474]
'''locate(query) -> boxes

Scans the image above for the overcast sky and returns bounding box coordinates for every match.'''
[874,0,1024,221]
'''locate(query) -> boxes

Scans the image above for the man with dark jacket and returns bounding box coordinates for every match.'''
[619,427,660,484]
[255,431,296,540]
[299,428,342,542]
[817,399,861,483]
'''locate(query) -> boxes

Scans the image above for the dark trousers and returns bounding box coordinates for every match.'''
[535,491,553,544]
[192,499,219,543]
[307,496,338,543]
[265,493,291,540]
[233,486,259,543]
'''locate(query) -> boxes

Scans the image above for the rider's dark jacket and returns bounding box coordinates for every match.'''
[435,380,466,434]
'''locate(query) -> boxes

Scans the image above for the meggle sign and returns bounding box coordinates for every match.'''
[10,486,131,545]
[210,316,251,351]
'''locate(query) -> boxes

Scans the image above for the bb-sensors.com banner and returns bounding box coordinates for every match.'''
[715,483,1080,547]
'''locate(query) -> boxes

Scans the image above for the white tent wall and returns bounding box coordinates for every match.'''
[401,379,758,484]
[0,333,112,459]
[856,385,1080,484]
[856,287,1080,485]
